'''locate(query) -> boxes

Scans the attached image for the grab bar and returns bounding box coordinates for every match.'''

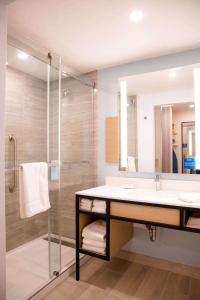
[9,135,17,193]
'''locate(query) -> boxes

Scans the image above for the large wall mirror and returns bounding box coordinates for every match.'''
[119,64,200,175]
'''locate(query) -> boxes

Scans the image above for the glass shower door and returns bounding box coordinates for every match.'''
[47,57,62,277]
[5,44,62,300]
[59,72,97,271]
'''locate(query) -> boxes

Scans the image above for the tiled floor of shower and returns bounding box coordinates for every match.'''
[6,238,76,300]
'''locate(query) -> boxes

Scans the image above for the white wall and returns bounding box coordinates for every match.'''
[0,4,7,300]
[124,226,200,267]
[137,86,193,172]
[97,48,200,267]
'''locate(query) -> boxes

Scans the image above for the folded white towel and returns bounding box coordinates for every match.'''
[93,200,106,207]
[80,198,93,206]
[80,199,93,211]
[82,244,105,255]
[80,202,92,209]
[19,162,50,218]
[82,220,106,241]
[82,232,106,241]
[82,238,106,249]
[92,206,106,213]
[80,203,91,208]
[179,193,200,203]
[80,205,92,211]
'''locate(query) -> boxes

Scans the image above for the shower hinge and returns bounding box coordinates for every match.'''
[48,52,52,65]
[53,271,60,277]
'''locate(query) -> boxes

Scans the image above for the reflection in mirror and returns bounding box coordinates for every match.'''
[119,63,200,174]
[182,121,195,173]
[155,103,195,174]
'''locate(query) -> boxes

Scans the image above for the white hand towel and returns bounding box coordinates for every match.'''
[82,244,105,255]
[82,238,106,249]
[80,204,91,209]
[80,204,92,211]
[93,200,106,207]
[80,203,91,208]
[82,220,106,241]
[92,206,106,213]
[81,198,93,206]
[80,199,93,211]
[19,162,50,218]
[178,193,200,203]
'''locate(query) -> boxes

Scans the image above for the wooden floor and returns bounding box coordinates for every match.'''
[42,251,200,300]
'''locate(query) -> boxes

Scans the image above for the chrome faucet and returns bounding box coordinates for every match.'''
[155,173,161,191]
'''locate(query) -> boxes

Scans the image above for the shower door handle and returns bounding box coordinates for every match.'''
[9,135,17,193]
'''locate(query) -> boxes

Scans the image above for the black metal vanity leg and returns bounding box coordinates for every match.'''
[76,249,80,281]
[76,195,80,281]
[106,200,110,260]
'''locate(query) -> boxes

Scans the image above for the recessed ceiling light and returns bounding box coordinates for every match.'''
[168,72,176,79]
[17,51,29,60]
[129,10,144,23]
[189,104,195,108]
[5,62,8,65]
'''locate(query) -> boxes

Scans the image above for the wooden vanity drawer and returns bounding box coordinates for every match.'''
[110,202,180,226]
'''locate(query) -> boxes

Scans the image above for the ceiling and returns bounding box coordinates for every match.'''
[120,63,200,95]
[8,0,200,74]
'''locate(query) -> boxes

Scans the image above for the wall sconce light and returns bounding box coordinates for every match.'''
[119,80,128,170]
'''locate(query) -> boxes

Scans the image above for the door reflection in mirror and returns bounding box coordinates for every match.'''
[155,103,195,174]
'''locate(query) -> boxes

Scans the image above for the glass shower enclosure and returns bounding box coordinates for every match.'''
[5,43,96,300]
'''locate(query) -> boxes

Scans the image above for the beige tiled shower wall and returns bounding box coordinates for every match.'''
[49,71,97,240]
[5,67,48,251]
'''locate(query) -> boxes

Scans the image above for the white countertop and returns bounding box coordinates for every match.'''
[76,185,200,209]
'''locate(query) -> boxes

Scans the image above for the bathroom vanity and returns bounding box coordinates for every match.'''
[75,176,200,281]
